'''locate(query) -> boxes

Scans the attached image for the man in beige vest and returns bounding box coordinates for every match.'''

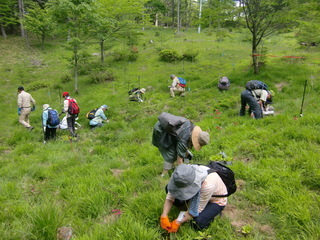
[17,86,36,131]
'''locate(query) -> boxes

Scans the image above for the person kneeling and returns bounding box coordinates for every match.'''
[89,105,109,129]
[160,164,227,232]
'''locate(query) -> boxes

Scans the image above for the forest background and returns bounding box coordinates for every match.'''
[0,0,320,239]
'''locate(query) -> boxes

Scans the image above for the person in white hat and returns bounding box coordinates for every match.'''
[160,164,227,233]
[129,88,146,102]
[152,112,210,176]
[89,105,109,129]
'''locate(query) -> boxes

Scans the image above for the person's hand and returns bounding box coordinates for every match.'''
[43,126,46,132]
[160,216,172,231]
[31,106,36,111]
[168,220,180,233]
[18,108,21,115]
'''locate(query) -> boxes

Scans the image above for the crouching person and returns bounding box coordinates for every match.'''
[90,105,109,129]
[160,164,227,232]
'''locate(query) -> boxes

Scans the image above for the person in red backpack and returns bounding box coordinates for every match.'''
[62,92,78,138]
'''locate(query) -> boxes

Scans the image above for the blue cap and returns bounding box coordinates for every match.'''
[101,105,108,109]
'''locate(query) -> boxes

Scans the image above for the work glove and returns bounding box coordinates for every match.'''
[160,216,172,231]
[18,108,21,115]
[43,126,46,132]
[31,106,36,111]
[168,220,180,233]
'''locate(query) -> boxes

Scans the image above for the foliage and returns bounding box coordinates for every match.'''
[0,27,320,240]
[159,49,180,62]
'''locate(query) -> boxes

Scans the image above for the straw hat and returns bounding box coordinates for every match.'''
[140,88,146,94]
[191,126,210,151]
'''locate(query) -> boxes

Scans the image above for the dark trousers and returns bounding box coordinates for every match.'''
[191,202,225,230]
[67,115,77,137]
[239,90,262,119]
[44,128,57,141]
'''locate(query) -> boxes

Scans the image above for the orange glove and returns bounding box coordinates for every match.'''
[160,216,172,231]
[168,220,180,233]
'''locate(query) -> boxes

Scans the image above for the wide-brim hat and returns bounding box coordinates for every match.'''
[191,126,210,151]
[43,104,50,110]
[140,88,146,94]
[167,164,208,200]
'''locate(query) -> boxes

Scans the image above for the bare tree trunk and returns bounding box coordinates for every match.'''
[252,35,259,74]
[74,46,79,93]
[155,12,158,27]
[18,0,25,37]
[177,0,180,33]
[100,39,104,63]
[1,24,7,38]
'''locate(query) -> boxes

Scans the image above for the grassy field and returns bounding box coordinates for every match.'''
[0,26,320,240]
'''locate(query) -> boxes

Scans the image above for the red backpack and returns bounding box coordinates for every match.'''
[68,98,80,115]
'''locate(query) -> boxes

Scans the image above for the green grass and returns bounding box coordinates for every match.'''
[0,26,319,239]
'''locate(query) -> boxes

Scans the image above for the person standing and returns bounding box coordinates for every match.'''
[62,92,79,138]
[169,74,185,97]
[152,112,210,176]
[42,104,59,143]
[17,86,36,131]
[90,105,109,129]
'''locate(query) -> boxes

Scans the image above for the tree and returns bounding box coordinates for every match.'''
[24,2,53,49]
[47,0,98,92]
[145,0,167,26]
[93,0,148,63]
[295,0,320,45]
[0,0,18,37]
[243,0,295,74]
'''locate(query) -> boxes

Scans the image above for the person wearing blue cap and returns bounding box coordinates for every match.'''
[89,105,109,129]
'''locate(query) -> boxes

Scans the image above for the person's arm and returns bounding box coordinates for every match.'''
[161,198,174,217]
[42,111,48,126]
[63,99,68,113]
[18,94,22,108]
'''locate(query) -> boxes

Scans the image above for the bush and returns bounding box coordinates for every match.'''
[159,49,180,62]
[89,70,115,84]
[181,49,198,62]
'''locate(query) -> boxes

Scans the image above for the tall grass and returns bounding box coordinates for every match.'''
[0,26,319,239]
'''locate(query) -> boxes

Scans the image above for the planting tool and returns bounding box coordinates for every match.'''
[299,80,307,117]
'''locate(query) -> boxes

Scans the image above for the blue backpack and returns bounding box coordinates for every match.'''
[47,109,60,126]
[178,77,187,88]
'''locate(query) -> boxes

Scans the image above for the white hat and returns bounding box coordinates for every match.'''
[43,104,50,110]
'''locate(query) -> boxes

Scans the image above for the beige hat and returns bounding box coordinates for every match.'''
[43,104,50,110]
[140,88,146,94]
[191,126,210,151]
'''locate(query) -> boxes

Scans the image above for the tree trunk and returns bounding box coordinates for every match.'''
[155,12,158,27]
[1,24,7,38]
[74,47,79,93]
[177,0,180,33]
[18,0,25,37]
[100,39,104,63]
[252,35,259,74]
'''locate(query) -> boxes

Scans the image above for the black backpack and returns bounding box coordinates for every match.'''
[86,108,98,120]
[245,80,268,91]
[128,88,139,95]
[206,161,237,197]
[47,109,60,126]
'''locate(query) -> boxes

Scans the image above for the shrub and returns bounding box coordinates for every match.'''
[159,49,180,62]
[61,74,72,83]
[181,49,198,62]
[89,70,115,84]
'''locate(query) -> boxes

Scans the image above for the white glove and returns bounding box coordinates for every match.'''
[43,126,46,132]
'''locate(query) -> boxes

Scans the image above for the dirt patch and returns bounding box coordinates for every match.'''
[275,82,288,91]
[222,203,275,238]
[235,179,246,191]
[111,169,124,178]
